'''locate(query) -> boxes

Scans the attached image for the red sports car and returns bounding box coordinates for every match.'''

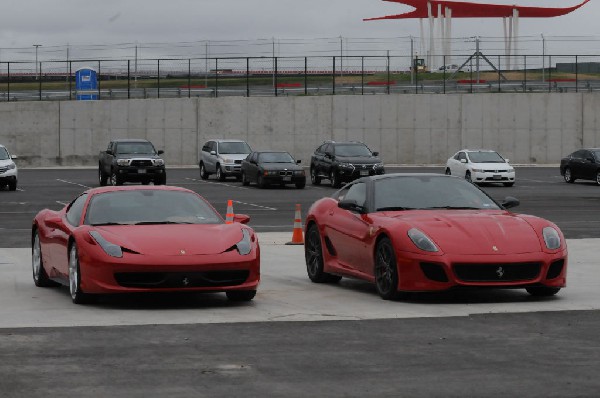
[304,174,567,300]
[32,185,260,304]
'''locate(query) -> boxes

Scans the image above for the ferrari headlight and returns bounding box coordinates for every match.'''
[153,159,165,166]
[89,231,123,258]
[117,159,129,166]
[407,228,438,252]
[235,229,252,256]
[543,227,561,250]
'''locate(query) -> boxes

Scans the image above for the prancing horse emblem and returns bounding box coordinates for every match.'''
[182,277,190,286]
[492,246,498,252]
[496,267,505,279]
[180,249,186,255]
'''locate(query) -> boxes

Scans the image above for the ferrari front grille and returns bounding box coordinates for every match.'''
[114,270,250,288]
[453,262,541,282]
[546,259,565,280]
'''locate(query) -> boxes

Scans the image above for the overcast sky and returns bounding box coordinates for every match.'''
[1,0,597,60]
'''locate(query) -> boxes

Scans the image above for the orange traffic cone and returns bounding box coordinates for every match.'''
[225,200,234,224]
[286,204,304,245]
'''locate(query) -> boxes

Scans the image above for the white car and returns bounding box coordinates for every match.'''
[0,144,18,191]
[445,149,515,187]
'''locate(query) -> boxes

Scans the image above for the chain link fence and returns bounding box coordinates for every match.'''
[1,54,598,102]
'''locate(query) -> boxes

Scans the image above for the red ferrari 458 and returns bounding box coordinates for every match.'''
[32,185,260,304]
[304,174,567,300]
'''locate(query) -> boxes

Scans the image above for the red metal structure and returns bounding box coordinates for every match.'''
[365,0,590,20]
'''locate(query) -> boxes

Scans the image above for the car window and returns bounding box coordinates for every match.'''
[458,152,467,161]
[201,141,212,152]
[344,182,367,207]
[467,151,505,163]
[591,150,600,160]
[66,193,89,226]
[0,147,9,160]
[258,152,293,163]
[333,183,353,201]
[453,152,460,160]
[86,190,222,225]
[572,150,586,159]
[218,141,251,154]
[116,142,156,155]
[374,176,499,211]
[334,144,372,157]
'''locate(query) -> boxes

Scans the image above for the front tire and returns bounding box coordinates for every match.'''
[295,181,306,189]
[330,170,341,188]
[311,168,321,185]
[8,178,17,191]
[445,168,451,175]
[216,165,226,182]
[69,243,93,304]
[526,287,561,297]
[304,225,342,283]
[465,171,472,183]
[596,171,600,186]
[32,230,59,287]
[226,290,256,302]
[110,170,123,186]
[241,172,250,186]
[200,163,209,180]
[257,174,267,189]
[374,237,402,300]
[564,167,574,183]
[99,168,108,186]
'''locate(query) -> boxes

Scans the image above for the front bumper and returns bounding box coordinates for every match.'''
[337,166,385,181]
[78,245,260,294]
[472,170,515,184]
[262,173,306,185]
[221,162,243,176]
[117,166,166,181]
[394,248,567,292]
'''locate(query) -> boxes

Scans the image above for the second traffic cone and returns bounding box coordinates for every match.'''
[286,204,304,245]
[225,200,234,224]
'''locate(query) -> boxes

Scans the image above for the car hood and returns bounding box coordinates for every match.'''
[115,154,162,160]
[220,154,249,161]
[335,156,381,164]
[385,210,541,255]
[94,224,245,255]
[0,159,16,167]
[261,162,302,171]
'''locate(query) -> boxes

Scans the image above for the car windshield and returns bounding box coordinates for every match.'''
[374,175,500,211]
[467,151,505,163]
[0,147,9,160]
[335,144,372,157]
[219,142,251,154]
[86,190,223,225]
[592,150,600,160]
[258,152,294,163]
[116,142,156,155]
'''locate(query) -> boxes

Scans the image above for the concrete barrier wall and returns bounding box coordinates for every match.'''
[0,93,597,167]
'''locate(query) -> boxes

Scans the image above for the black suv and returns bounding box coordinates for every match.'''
[310,141,384,188]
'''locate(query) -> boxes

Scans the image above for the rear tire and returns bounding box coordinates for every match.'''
[32,230,59,287]
[226,290,256,302]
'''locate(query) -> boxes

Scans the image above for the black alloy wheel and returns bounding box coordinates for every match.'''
[374,237,402,300]
[563,167,574,183]
[304,225,341,283]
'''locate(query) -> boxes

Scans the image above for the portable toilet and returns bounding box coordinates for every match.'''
[75,67,98,100]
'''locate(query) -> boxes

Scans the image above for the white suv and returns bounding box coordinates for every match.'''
[0,144,18,191]
[199,139,252,181]
[446,149,515,187]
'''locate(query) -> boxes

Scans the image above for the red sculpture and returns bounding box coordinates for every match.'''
[365,0,590,20]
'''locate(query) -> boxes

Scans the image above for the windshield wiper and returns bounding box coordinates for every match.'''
[422,206,482,210]
[134,221,194,225]
[376,206,415,211]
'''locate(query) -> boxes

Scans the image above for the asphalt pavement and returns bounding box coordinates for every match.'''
[1,166,600,397]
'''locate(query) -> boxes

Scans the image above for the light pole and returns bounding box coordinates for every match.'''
[33,44,42,79]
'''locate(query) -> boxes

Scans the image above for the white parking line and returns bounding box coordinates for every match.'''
[233,200,277,211]
[56,179,92,189]
[185,177,249,190]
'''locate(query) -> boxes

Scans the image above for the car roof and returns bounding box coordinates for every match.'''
[112,139,153,143]
[211,139,248,143]
[83,185,195,196]
[359,173,450,183]
[459,149,498,153]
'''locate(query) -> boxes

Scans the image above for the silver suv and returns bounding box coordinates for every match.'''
[199,139,252,181]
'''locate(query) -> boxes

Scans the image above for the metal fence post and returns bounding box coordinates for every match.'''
[387,53,391,95]
[69,61,72,100]
[215,58,219,98]
[523,55,527,93]
[98,60,101,100]
[7,62,10,102]
[333,56,336,95]
[575,55,578,93]
[127,60,131,99]
[39,62,42,101]
[361,56,364,95]
[246,57,250,97]
[188,59,191,98]
[548,56,552,92]
[157,59,160,99]
[304,57,308,96]
[443,55,446,94]
[274,57,278,97]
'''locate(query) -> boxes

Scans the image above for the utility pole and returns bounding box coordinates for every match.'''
[33,44,42,80]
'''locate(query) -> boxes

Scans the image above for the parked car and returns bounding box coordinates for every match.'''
[304,173,567,300]
[199,139,252,181]
[560,148,600,185]
[310,141,384,188]
[241,151,306,189]
[98,139,166,186]
[0,144,18,191]
[446,149,515,186]
[31,185,260,304]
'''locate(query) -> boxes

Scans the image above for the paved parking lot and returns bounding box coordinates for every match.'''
[1,166,600,397]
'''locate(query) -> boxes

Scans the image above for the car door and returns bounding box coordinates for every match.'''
[205,141,218,173]
[322,144,334,176]
[312,144,326,175]
[324,182,372,276]
[580,150,597,180]
[243,152,259,183]
[569,150,587,179]
[451,152,467,175]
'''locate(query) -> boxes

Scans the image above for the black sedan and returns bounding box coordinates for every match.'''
[241,151,306,189]
[560,148,600,185]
